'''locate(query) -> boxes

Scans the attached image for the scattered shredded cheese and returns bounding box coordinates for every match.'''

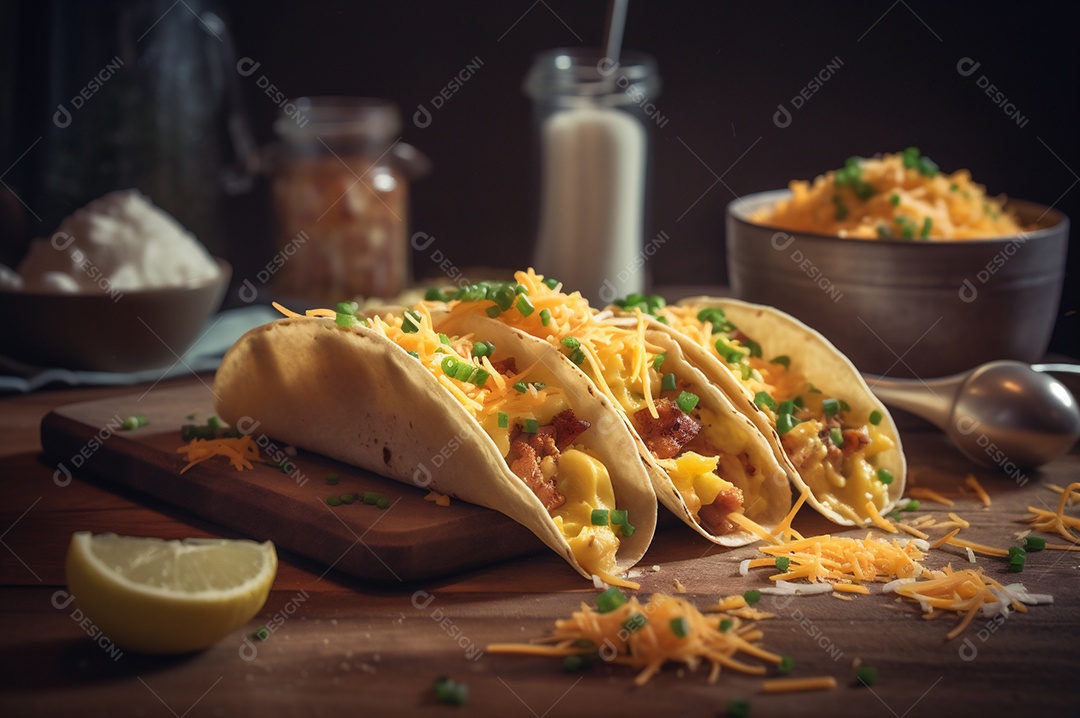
[1025,482,1080,544]
[176,435,259,474]
[906,487,955,507]
[486,593,782,686]
[965,475,992,507]
[761,676,837,693]
[424,490,451,507]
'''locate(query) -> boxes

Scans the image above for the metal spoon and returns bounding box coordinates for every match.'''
[865,361,1080,470]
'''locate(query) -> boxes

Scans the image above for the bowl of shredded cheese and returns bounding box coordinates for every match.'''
[726,150,1068,378]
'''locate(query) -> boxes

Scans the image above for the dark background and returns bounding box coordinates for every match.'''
[2,0,1077,356]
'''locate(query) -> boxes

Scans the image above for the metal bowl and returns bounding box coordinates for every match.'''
[726,190,1068,378]
[0,258,230,372]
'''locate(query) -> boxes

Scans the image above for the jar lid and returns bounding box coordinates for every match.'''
[523,48,660,101]
[273,97,402,140]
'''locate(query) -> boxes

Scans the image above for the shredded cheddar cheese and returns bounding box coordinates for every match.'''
[966,475,992,507]
[907,487,955,507]
[177,435,259,474]
[762,676,837,693]
[424,490,451,507]
[891,566,1027,641]
[1024,481,1080,544]
[486,592,782,686]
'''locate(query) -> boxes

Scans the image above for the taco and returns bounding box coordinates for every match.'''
[214,303,657,587]
[429,271,793,547]
[618,296,906,527]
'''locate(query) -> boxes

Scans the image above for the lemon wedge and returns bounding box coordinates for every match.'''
[65,532,277,654]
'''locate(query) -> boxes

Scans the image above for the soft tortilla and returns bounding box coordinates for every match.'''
[213,314,657,582]
[673,297,907,525]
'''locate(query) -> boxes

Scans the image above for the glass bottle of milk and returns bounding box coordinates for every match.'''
[524,50,661,305]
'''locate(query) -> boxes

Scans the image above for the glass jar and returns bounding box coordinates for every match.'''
[267,97,410,303]
[524,49,661,304]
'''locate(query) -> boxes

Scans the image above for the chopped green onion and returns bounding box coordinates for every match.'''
[652,352,666,370]
[472,341,492,358]
[829,427,844,448]
[440,356,457,375]
[775,556,791,572]
[610,509,628,525]
[621,522,635,537]
[561,336,580,349]
[839,399,851,412]
[623,613,647,633]
[438,333,451,345]
[562,654,590,672]
[877,468,894,485]
[497,412,508,429]
[531,382,546,392]
[569,348,586,365]
[514,283,528,295]
[869,410,883,425]
[335,312,357,328]
[591,509,609,526]
[776,413,801,435]
[401,311,421,333]
[739,363,754,380]
[523,419,539,434]
[596,586,627,613]
[742,339,762,358]
[452,362,475,382]
[856,666,877,687]
[485,305,502,318]
[326,496,342,507]
[833,193,849,221]
[719,618,733,632]
[512,381,528,393]
[661,373,677,392]
[778,655,795,675]
[433,677,469,706]
[778,400,795,416]
[376,497,391,510]
[890,193,901,206]
[793,396,804,409]
[253,626,270,641]
[1025,536,1046,552]
[921,216,933,239]
[903,499,920,512]
[676,391,699,414]
[424,287,448,302]
[325,473,339,485]
[770,355,790,369]
[516,294,535,317]
[669,617,689,638]
[822,398,840,417]
[714,336,746,363]
[363,491,381,505]
[339,493,357,504]
[540,308,552,327]
[743,589,761,605]
[470,368,490,387]
[492,285,516,312]
[727,699,750,718]
[753,392,778,412]
[121,415,148,430]
[543,277,559,289]
[406,350,419,359]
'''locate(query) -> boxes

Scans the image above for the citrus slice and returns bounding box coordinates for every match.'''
[65,532,277,654]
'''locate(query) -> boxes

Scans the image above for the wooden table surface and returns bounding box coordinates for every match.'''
[1,375,1078,718]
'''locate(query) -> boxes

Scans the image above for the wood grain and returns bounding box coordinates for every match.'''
[2,376,1079,717]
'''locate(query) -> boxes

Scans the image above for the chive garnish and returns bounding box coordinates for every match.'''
[1025,536,1046,551]
[596,587,626,613]
[516,294,535,317]
[856,666,878,687]
[662,373,677,392]
[540,308,552,327]
[775,556,791,572]
[652,352,666,370]
[676,391,699,414]
[610,509,628,525]
[829,427,844,448]
[776,413,801,435]
[754,392,778,412]
[669,617,689,638]
[822,398,840,417]
[523,419,539,434]
[869,409,883,425]
[561,336,580,349]
[743,589,761,606]
[778,655,795,675]
[877,468,894,485]
[623,613,647,633]
[497,412,508,429]
[591,509,609,525]
[719,618,733,632]
[569,348,586,365]
[770,355,790,369]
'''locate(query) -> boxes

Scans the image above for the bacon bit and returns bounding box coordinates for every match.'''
[698,487,745,536]
[552,409,590,450]
[633,399,701,459]
[490,356,518,376]
[840,428,871,456]
[508,437,564,511]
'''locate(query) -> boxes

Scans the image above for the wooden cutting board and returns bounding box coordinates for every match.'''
[39,383,543,583]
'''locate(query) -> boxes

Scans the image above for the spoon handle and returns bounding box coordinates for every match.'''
[860,374,961,429]
[1032,363,1080,375]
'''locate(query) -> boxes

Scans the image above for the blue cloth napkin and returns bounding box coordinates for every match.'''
[0,305,280,393]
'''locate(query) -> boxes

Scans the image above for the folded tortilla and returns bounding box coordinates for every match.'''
[654,298,906,526]
[214,307,657,586]
[433,271,794,546]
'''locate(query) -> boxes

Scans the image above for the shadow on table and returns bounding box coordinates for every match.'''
[0,637,198,689]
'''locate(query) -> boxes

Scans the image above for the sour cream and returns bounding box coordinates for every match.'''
[5,190,219,292]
